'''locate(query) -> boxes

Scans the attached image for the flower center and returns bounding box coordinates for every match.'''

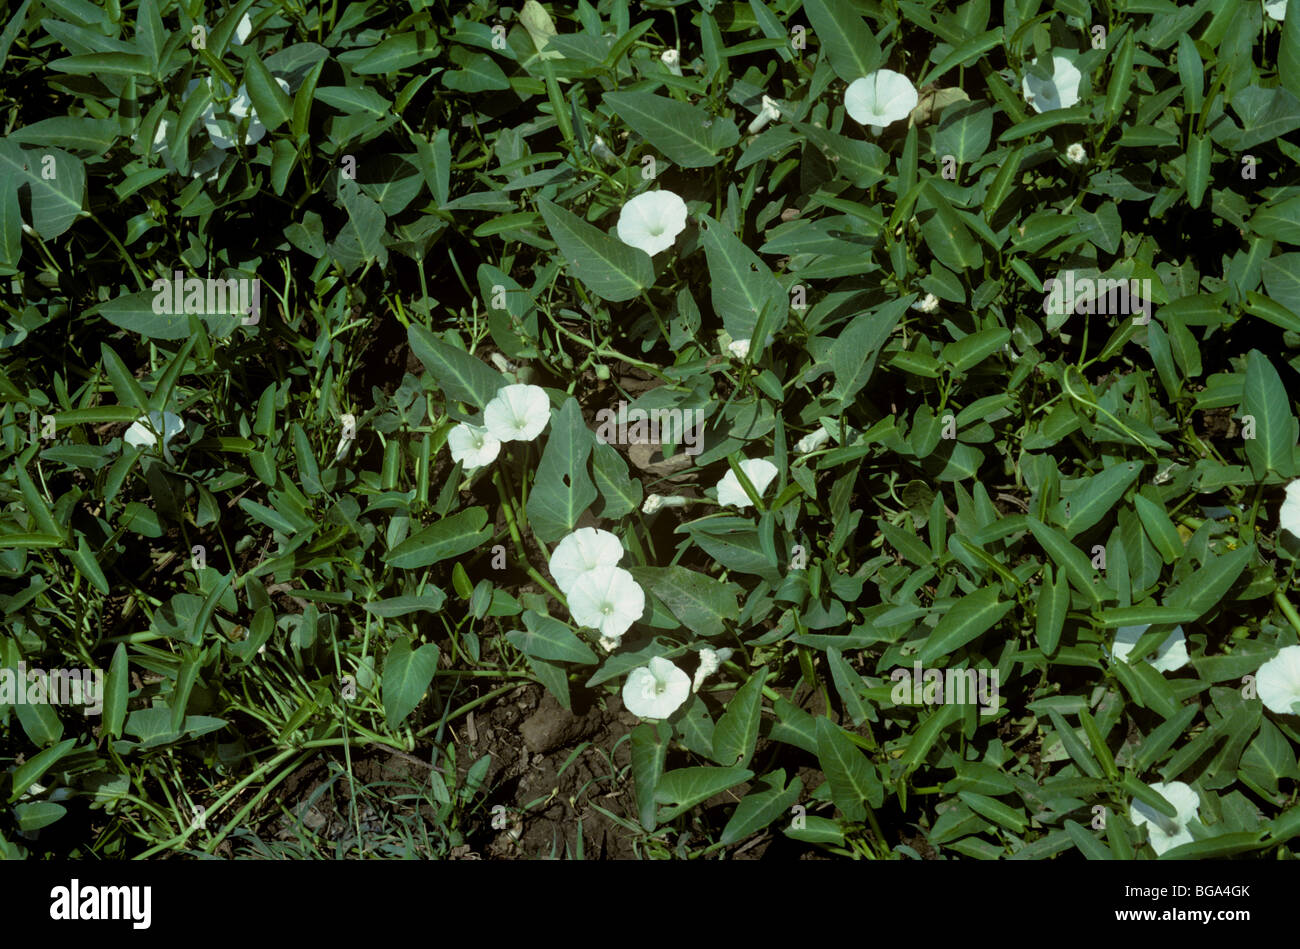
[602,604,612,616]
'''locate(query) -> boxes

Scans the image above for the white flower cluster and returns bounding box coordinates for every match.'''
[447,383,552,470]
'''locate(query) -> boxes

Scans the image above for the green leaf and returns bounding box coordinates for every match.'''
[603,90,740,168]
[526,398,597,543]
[1241,349,1297,479]
[711,666,767,768]
[655,765,753,821]
[407,325,504,409]
[630,720,671,830]
[816,716,883,821]
[802,0,882,82]
[1048,708,1103,779]
[629,566,741,637]
[8,739,76,803]
[103,643,129,740]
[591,440,641,518]
[919,181,983,271]
[826,647,871,726]
[506,610,598,664]
[1134,494,1184,563]
[699,213,786,342]
[384,507,492,568]
[898,703,961,778]
[998,105,1091,141]
[0,142,85,240]
[720,770,803,846]
[1028,517,1106,605]
[1184,132,1212,209]
[1055,461,1143,538]
[1283,5,1300,100]
[87,291,190,340]
[943,327,1010,372]
[537,198,653,302]
[1035,563,1069,655]
[242,53,292,133]
[1164,543,1253,621]
[932,101,993,163]
[8,117,119,155]
[831,297,910,405]
[917,585,1014,663]
[353,31,441,74]
[958,790,1027,834]
[381,638,440,728]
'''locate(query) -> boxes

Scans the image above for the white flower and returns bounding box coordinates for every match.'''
[794,427,831,453]
[124,411,184,450]
[599,635,621,653]
[748,95,781,134]
[616,190,689,256]
[483,384,551,442]
[910,292,940,313]
[548,527,624,595]
[1130,781,1201,856]
[1066,142,1088,164]
[591,135,616,162]
[1112,624,1189,673]
[567,565,645,639]
[692,647,733,693]
[1257,644,1300,715]
[642,493,688,514]
[727,338,750,360]
[151,116,225,181]
[845,69,919,134]
[1021,54,1082,113]
[623,656,690,719]
[716,458,779,509]
[1279,480,1300,539]
[332,413,357,464]
[447,423,501,470]
[234,12,254,44]
[661,48,682,76]
[1266,0,1288,21]
[189,76,289,151]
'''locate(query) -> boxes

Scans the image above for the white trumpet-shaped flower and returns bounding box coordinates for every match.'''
[911,292,940,313]
[1266,0,1288,21]
[1066,142,1088,164]
[727,338,750,360]
[1279,480,1300,539]
[642,493,689,515]
[124,410,184,450]
[1022,54,1082,113]
[616,190,689,256]
[1130,781,1202,856]
[748,95,781,134]
[623,656,691,719]
[692,646,733,693]
[794,427,831,454]
[716,458,779,509]
[548,528,624,595]
[845,69,918,134]
[567,565,645,640]
[1257,644,1300,715]
[483,384,551,442]
[661,48,683,76]
[1112,624,1189,673]
[447,423,501,470]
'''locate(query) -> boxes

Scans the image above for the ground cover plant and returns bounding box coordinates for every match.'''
[1,0,1300,861]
